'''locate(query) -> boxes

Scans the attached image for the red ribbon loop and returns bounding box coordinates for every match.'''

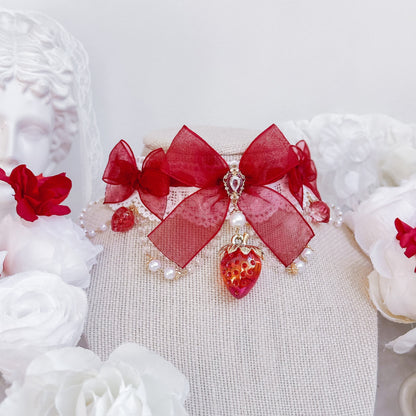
[148,125,314,268]
[288,140,321,206]
[103,140,169,220]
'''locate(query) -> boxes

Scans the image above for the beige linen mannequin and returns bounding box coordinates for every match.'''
[84,126,377,415]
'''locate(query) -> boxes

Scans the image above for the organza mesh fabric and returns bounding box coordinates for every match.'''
[85,126,377,415]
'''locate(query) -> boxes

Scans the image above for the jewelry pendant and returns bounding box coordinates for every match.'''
[111,206,136,232]
[219,232,263,299]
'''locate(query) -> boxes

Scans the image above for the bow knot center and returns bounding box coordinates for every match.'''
[132,170,143,189]
[223,165,245,202]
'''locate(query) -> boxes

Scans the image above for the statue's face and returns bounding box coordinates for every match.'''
[0,79,54,175]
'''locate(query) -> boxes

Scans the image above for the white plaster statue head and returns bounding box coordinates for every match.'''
[0,9,102,206]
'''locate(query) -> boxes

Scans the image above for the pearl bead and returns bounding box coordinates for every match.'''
[335,219,343,227]
[230,211,246,228]
[100,224,108,232]
[164,267,176,280]
[87,230,96,238]
[148,259,161,272]
[79,220,84,227]
[302,248,312,258]
[294,259,305,273]
[79,213,84,219]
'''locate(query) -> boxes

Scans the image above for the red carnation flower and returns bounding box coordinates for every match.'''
[395,218,416,259]
[0,165,72,222]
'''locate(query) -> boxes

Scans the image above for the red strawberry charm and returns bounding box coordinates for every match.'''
[219,233,263,299]
[111,206,136,232]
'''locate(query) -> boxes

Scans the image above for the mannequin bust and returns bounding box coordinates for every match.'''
[84,124,377,415]
[0,8,102,216]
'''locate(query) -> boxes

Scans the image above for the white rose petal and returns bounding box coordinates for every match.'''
[0,215,102,288]
[346,180,416,252]
[0,271,88,383]
[0,343,190,416]
[0,183,15,221]
[367,271,414,324]
[0,250,6,276]
[386,327,416,354]
[370,239,416,283]
[381,145,416,186]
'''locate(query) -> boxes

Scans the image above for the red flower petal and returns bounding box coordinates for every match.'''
[0,168,10,184]
[39,173,72,203]
[16,198,38,222]
[38,201,71,216]
[404,244,416,258]
[10,165,39,197]
[395,218,416,264]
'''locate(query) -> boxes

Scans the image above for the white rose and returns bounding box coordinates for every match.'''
[305,114,416,211]
[0,215,102,288]
[0,343,190,416]
[0,271,87,383]
[347,176,416,351]
[304,114,378,210]
[347,177,416,321]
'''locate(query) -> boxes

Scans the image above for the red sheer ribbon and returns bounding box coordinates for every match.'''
[148,125,314,268]
[103,140,169,220]
[288,140,321,206]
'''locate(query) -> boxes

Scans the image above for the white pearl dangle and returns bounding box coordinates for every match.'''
[163,267,176,280]
[145,254,186,281]
[148,259,161,272]
[229,211,246,228]
[286,246,313,275]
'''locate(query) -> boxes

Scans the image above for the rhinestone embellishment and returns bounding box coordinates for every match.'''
[223,166,245,202]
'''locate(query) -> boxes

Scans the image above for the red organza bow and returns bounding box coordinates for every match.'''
[103,140,169,220]
[395,218,416,272]
[0,165,71,222]
[288,140,321,206]
[148,125,314,268]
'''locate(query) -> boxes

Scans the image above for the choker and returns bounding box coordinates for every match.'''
[83,125,343,299]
